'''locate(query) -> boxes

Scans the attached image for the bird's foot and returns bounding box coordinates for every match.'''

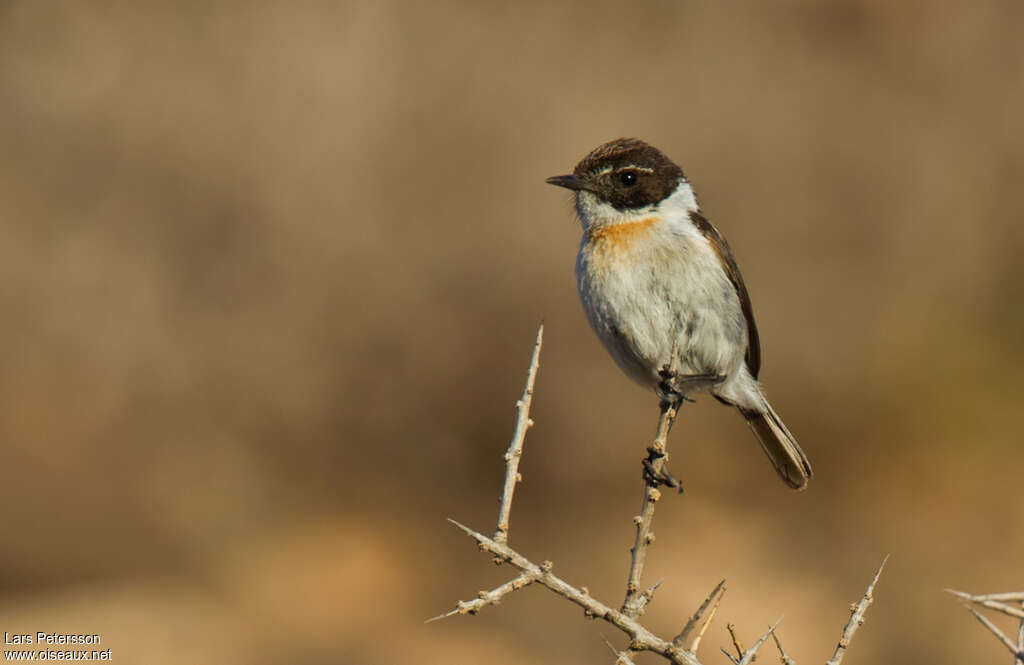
[642,445,684,493]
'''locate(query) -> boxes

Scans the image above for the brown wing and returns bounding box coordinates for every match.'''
[689,211,761,378]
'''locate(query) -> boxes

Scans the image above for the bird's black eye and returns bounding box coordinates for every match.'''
[619,171,637,187]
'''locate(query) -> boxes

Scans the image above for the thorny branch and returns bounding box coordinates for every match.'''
[432,325,887,665]
[1019,601,1023,665]
[947,588,1024,663]
[686,585,724,654]
[493,324,543,545]
[720,621,780,665]
[623,398,680,618]
[771,630,797,665]
[603,636,638,665]
[826,556,888,665]
[444,517,702,665]
[675,580,726,648]
[739,621,782,665]
[724,623,744,663]
[426,572,538,622]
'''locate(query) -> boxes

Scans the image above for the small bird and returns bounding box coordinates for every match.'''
[546,138,812,490]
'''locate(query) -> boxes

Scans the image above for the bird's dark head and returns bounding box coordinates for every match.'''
[545,138,686,211]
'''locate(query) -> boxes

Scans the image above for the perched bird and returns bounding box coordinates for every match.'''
[546,138,812,490]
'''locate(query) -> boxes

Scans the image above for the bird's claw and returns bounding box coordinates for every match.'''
[642,446,684,493]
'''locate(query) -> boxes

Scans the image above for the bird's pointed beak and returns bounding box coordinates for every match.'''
[545,174,595,192]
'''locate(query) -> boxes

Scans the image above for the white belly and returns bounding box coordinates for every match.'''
[575,219,748,393]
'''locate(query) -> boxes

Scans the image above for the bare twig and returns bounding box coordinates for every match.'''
[493,324,543,544]
[826,556,888,665]
[771,630,797,665]
[727,623,745,662]
[737,619,782,665]
[602,636,638,665]
[688,584,726,655]
[425,572,538,623]
[952,592,1024,602]
[622,398,680,618]
[982,601,1024,621]
[634,579,664,612]
[447,518,701,665]
[674,579,726,647]
[689,600,720,655]
[946,588,1024,662]
[1017,601,1023,665]
[946,589,1024,620]
[965,606,1020,658]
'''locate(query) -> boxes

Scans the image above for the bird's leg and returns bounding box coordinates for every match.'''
[646,367,727,492]
[642,398,686,491]
[657,368,726,402]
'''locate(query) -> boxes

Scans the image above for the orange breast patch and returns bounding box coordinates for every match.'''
[584,217,659,250]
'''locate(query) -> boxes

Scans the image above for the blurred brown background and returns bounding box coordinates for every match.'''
[1,1,1023,663]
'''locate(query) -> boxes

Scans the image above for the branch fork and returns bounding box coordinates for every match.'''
[947,588,1024,662]
[431,324,886,665]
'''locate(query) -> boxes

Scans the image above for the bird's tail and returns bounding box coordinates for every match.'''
[741,400,812,491]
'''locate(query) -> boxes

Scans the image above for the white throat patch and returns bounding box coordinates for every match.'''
[576,180,698,231]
